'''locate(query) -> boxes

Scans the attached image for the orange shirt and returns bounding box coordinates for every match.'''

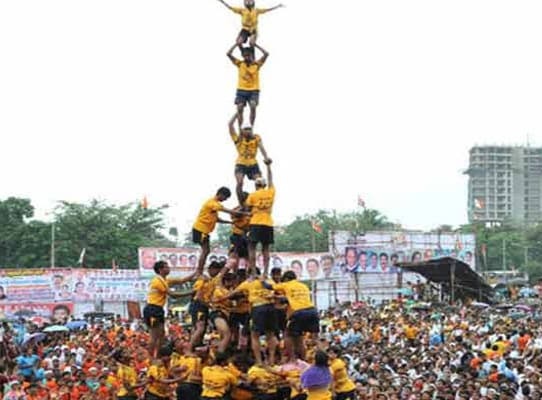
[518,335,530,351]
[97,384,110,399]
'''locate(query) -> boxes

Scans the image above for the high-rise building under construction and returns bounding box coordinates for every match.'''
[466,145,542,224]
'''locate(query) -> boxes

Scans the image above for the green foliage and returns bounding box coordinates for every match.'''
[0,198,174,269]
[274,208,394,252]
[460,222,542,282]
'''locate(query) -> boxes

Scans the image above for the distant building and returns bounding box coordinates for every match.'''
[466,145,542,224]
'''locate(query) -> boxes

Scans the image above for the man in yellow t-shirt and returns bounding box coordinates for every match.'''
[328,347,356,400]
[227,42,269,127]
[193,187,240,274]
[228,114,271,204]
[269,271,320,360]
[217,0,284,48]
[145,346,183,400]
[246,160,274,276]
[143,261,198,358]
[201,352,238,399]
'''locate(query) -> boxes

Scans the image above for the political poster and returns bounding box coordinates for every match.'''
[331,231,476,274]
[0,302,74,323]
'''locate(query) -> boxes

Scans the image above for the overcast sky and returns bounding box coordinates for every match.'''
[1,0,541,235]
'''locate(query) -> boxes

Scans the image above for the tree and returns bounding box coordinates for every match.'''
[52,200,175,268]
[0,197,46,267]
[274,208,394,253]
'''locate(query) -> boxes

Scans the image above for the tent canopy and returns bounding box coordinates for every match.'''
[397,257,494,303]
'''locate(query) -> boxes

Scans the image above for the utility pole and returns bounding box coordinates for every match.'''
[50,221,55,268]
[502,238,506,271]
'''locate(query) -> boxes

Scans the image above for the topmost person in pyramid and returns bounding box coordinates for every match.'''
[217,0,285,49]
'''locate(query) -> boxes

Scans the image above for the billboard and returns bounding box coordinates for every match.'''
[0,302,74,323]
[331,231,476,273]
[138,247,335,281]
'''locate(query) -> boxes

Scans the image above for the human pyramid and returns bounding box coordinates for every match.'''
[139,2,344,400]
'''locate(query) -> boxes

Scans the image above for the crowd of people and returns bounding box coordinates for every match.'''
[2,276,542,399]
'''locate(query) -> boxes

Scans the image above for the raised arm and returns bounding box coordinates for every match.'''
[229,113,239,142]
[167,269,199,286]
[217,0,235,11]
[257,138,270,163]
[263,3,285,12]
[227,43,240,65]
[265,160,273,188]
[255,44,269,65]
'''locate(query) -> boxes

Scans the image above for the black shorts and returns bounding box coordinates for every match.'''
[251,304,278,335]
[144,392,168,400]
[335,390,356,400]
[248,225,274,245]
[230,312,250,329]
[255,393,279,400]
[176,382,202,400]
[230,233,249,258]
[239,28,257,43]
[118,396,138,400]
[235,89,260,106]
[143,304,165,328]
[190,300,209,324]
[192,229,209,246]
[235,163,261,180]
[275,308,287,332]
[287,308,320,337]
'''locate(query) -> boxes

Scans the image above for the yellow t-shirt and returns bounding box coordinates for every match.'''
[117,364,137,397]
[211,285,232,317]
[171,354,202,383]
[147,363,170,398]
[306,387,332,400]
[234,59,262,91]
[193,275,221,304]
[147,276,169,307]
[231,7,268,32]
[330,359,356,394]
[201,365,238,398]
[404,325,418,340]
[232,133,261,166]
[193,197,224,235]
[273,280,313,315]
[248,365,279,394]
[246,187,275,227]
[236,279,273,307]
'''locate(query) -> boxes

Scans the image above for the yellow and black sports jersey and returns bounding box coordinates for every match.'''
[201,365,238,398]
[235,279,273,307]
[231,210,251,235]
[147,276,169,307]
[234,59,262,91]
[273,280,313,315]
[246,187,275,227]
[231,7,268,32]
[193,275,221,304]
[211,285,233,317]
[231,134,261,166]
[193,197,224,235]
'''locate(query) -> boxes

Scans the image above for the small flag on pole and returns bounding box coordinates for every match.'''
[141,196,149,209]
[357,195,366,208]
[474,198,485,209]
[311,220,322,233]
[77,248,86,266]
[112,259,118,272]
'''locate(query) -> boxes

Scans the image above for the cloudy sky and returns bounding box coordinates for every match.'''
[1,0,541,234]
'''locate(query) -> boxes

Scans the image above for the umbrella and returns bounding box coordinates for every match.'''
[471,302,490,309]
[66,321,88,330]
[513,304,532,312]
[22,332,46,345]
[495,304,514,310]
[43,325,69,333]
[412,302,431,311]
